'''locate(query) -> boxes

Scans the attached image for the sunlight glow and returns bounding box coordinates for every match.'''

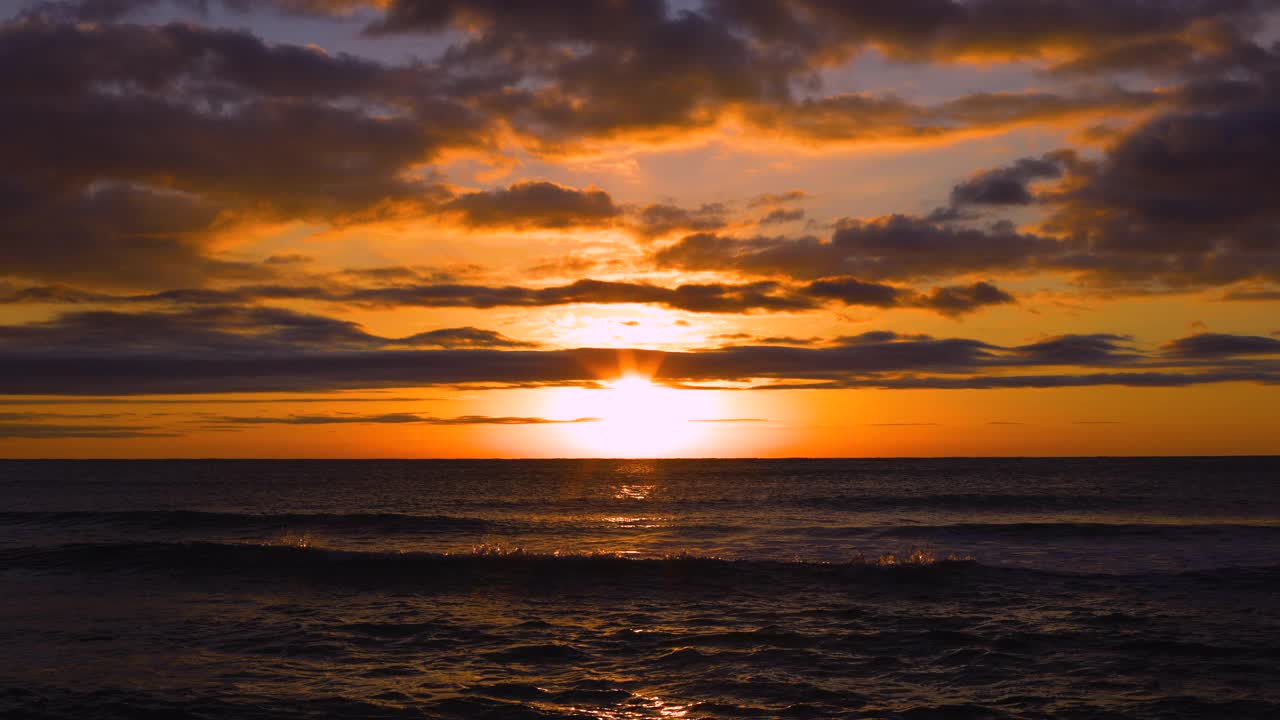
[547,375,718,457]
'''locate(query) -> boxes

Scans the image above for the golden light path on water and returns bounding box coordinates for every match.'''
[562,695,689,718]
[546,376,720,457]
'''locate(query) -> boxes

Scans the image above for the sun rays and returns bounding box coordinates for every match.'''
[547,375,719,457]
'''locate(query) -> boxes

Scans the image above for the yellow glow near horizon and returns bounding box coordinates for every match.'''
[547,375,719,457]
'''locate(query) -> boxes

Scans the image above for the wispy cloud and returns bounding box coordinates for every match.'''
[0,423,178,439]
[199,413,601,427]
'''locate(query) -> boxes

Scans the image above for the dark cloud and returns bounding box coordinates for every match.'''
[19,0,365,22]
[950,153,1069,207]
[1033,61,1280,289]
[368,0,670,39]
[371,0,804,149]
[0,328,993,395]
[2,15,389,101]
[876,69,1280,293]
[336,265,486,284]
[0,21,472,215]
[0,18,480,288]
[710,334,823,347]
[1047,35,1206,77]
[0,305,536,352]
[803,276,1012,318]
[0,181,266,289]
[443,182,620,229]
[356,0,1192,152]
[3,0,1279,314]
[755,336,821,346]
[838,331,928,344]
[1162,333,1280,358]
[0,306,355,351]
[1,278,819,314]
[398,327,537,349]
[1011,334,1141,365]
[341,278,818,313]
[0,423,177,438]
[1045,17,1271,77]
[803,276,902,307]
[7,0,1274,178]
[1053,101,1280,236]
[1,273,1015,316]
[46,0,1269,71]
[910,281,1016,317]
[0,307,1276,394]
[656,95,1280,293]
[851,370,1280,390]
[711,0,1273,61]
[758,208,805,225]
[630,202,728,238]
[743,86,1162,145]
[653,219,1054,282]
[819,217,1051,282]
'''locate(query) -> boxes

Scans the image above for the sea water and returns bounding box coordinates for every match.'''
[1,458,1278,718]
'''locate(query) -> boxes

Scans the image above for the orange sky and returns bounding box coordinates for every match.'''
[1,0,1278,456]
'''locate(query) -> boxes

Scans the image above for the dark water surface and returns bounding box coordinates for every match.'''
[1,458,1278,718]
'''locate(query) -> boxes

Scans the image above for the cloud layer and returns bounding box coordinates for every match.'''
[2,0,1278,297]
[0,306,1275,395]
[2,0,1279,433]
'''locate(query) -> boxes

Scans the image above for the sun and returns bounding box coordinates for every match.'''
[548,374,718,457]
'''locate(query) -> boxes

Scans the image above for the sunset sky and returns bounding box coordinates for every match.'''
[2,0,1279,457]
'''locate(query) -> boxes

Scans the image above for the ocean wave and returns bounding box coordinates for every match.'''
[0,510,762,540]
[6,510,1275,538]
[4,678,1278,720]
[871,521,1280,538]
[0,509,496,534]
[789,492,1162,511]
[0,540,980,586]
[5,541,1278,589]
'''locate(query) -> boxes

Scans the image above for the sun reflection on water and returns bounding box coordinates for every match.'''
[565,695,688,718]
[614,484,656,500]
[601,516,666,529]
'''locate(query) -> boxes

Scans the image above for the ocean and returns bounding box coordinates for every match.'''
[1,458,1278,719]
